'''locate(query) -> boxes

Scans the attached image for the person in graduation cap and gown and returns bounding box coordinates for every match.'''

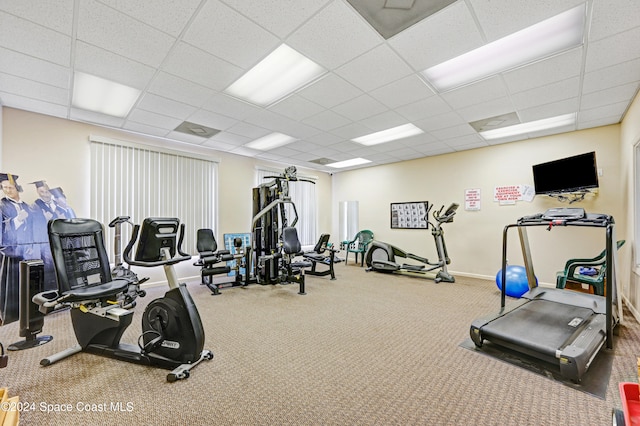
[49,187,76,219]
[0,173,35,325]
[30,180,64,291]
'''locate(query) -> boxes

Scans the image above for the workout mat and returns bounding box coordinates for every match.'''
[459,338,613,399]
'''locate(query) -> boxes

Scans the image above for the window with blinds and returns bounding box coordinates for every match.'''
[255,168,317,246]
[90,137,217,256]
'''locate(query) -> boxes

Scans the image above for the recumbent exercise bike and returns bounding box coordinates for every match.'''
[365,203,458,283]
[33,217,212,382]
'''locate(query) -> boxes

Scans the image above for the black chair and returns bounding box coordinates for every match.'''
[194,229,234,295]
[303,234,339,280]
[281,227,312,295]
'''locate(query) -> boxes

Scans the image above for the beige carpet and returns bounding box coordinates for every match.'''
[1,264,639,425]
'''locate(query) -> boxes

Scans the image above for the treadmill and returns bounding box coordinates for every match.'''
[470,208,619,382]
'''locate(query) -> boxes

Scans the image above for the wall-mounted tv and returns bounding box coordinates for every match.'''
[532,151,599,195]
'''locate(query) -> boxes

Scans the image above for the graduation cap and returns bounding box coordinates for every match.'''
[0,173,23,192]
[49,187,66,198]
[29,180,48,189]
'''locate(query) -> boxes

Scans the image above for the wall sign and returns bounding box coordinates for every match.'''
[465,188,481,211]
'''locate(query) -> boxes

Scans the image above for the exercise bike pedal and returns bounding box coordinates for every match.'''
[166,350,214,382]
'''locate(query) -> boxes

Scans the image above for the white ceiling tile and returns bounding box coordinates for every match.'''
[579,101,630,123]
[503,47,583,93]
[224,0,331,39]
[0,73,68,106]
[456,97,515,123]
[414,111,466,132]
[309,146,343,157]
[583,58,640,94]
[518,97,579,122]
[287,0,382,70]
[127,109,184,130]
[589,0,640,42]
[148,72,215,108]
[369,75,434,109]
[332,94,388,122]
[268,95,326,121]
[243,109,321,139]
[581,82,639,111]
[401,132,438,146]
[335,44,414,92]
[297,73,362,108]
[165,130,206,145]
[451,140,489,151]
[183,0,280,69]
[0,12,71,66]
[201,139,240,151]
[585,26,640,73]
[331,122,375,139]
[441,133,484,148]
[226,122,270,140]
[137,93,197,120]
[307,132,344,146]
[0,92,68,118]
[302,110,351,131]
[358,110,408,132]
[577,115,622,130]
[269,146,304,157]
[511,77,580,111]
[395,95,451,122]
[388,1,484,70]
[229,146,261,157]
[202,94,261,120]
[74,41,156,89]
[440,76,508,109]
[187,109,238,131]
[69,108,124,127]
[162,42,243,91]
[209,131,252,146]
[0,0,74,34]
[123,121,171,138]
[97,0,202,37]
[0,47,70,89]
[430,124,476,141]
[468,0,584,41]
[327,141,365,153]
[77,0,176,67]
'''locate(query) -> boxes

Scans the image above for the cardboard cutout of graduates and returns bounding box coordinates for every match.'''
[0,173,76,325]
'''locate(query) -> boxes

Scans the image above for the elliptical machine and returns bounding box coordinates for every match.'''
[33,217,212,382]
[365,203,458,283]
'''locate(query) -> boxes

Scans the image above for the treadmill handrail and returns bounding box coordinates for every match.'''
[501,216,617,350]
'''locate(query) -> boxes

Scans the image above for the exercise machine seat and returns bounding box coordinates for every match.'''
[556,240,625,296]
[344,230,374,266]
[42,218,131,305]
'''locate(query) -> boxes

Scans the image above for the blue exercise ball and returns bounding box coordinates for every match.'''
[496,265,534,298]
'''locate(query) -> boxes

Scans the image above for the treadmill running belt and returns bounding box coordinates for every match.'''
[480,299,595,358]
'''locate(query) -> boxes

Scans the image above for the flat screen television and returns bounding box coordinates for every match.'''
[532,151,599,195]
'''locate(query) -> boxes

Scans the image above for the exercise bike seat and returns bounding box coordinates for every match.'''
[61,279,131,302]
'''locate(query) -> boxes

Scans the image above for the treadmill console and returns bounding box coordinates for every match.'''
[541,207,585,220]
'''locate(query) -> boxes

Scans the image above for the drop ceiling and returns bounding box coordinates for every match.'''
[0,0,638,172]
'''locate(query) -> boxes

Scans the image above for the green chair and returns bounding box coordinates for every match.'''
[343,230,374,266]
[556,240,625,296]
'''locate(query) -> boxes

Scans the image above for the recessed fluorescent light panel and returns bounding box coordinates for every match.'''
[422,4,585,92]
[225,44,326,106]
[72,72,141,117]
[352,123,424,146]
[479,113,576,140]
[245,132,297,150]
[327,158,372,168]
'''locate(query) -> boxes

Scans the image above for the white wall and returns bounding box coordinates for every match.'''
[332,125,623,286]
[620,90,640,319]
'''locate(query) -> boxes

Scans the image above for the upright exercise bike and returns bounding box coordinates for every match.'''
[33,217,213,382]
[365,203,458,283]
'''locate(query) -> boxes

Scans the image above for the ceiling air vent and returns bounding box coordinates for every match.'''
[347,0,456,39]
[309,158,336,165]
[174,121,220,138]
[469,112,521,133]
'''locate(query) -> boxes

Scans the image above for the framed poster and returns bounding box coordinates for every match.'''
[390,201,429,229]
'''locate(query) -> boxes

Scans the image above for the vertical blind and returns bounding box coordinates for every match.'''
[255,168,317,246]
[91,139,217,255]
